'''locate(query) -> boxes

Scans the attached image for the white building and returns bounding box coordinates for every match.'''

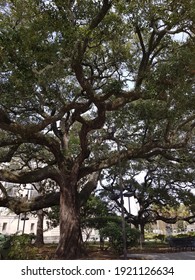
[0,210,100,243]
[0,210,59,243]
[0,182,99,242]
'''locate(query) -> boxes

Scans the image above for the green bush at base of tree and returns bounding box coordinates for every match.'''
[100,222,140,254]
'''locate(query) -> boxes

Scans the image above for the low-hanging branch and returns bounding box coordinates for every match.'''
[0,192,60,214]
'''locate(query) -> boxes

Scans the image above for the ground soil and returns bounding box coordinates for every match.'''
[36,245,120,259]
[36,244,170,260]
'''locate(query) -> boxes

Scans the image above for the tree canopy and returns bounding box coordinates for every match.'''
[100,158,195,231]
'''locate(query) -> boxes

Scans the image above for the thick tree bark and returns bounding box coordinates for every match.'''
[140,223,145,245]
[34,210,44,246]
[54,183,83,259]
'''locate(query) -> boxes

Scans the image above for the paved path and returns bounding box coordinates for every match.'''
[127,251,195,260]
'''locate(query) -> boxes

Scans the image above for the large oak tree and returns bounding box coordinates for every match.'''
[0,0,195,258]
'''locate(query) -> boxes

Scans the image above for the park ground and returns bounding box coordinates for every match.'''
[34,241,195,260]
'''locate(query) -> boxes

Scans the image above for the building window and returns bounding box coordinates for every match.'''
[2,222,7,232]
[30,223,35,232]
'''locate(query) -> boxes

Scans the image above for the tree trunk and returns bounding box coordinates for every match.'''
[54,184,83,259]
[34,209,44,246]
[140,223,145,248]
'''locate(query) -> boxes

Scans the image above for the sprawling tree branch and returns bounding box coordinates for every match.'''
[0,172,99,213]
[0,165,59,185]
[0,192,60,214]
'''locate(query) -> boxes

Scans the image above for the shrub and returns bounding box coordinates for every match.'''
[175,232,195,238]
[189,232,195,237]
[154,234,166,242]
[7,234,41,260]
[0,234,11,259]
[99,222,140,254]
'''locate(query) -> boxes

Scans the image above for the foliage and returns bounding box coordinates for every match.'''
[100,157,195,233]
[81,194,116,229]
[99,222,140,253]
[0,234,11,259]
[175,232,195,238]
[0,233,9,244]
[7,234,40,260]
[153,234,166,242]
[46,205,60,228]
